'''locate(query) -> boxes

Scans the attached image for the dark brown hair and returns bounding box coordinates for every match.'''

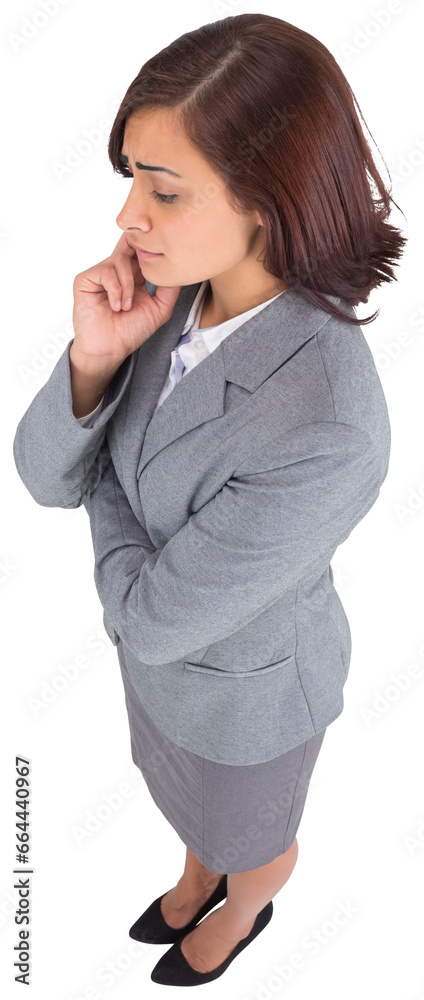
[108,13,407,325]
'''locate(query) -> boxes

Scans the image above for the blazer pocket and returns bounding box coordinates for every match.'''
[183,652,296,678]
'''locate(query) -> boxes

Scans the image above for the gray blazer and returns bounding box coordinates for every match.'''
[13,282,391,765]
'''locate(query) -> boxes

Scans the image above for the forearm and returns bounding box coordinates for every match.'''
[13,340,137,509]
[83,423,382,669]
[69,342,123,418]
[84,460,159,655]
[84,459,286,667]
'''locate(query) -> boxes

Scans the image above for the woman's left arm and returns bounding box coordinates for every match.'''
[84,422,384,667]
[84,456,157,589]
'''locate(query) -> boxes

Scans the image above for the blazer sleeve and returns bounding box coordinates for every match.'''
[83,420,387,666]
[12,339,136,509]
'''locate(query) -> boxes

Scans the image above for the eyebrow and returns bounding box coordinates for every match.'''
[119,153,182,178]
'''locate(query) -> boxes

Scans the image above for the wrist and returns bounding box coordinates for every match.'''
[69,342,124,386]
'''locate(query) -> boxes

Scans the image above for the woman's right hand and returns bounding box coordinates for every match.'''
[72,232,181,366]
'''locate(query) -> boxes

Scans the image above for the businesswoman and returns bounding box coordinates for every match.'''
[13,13,406,987]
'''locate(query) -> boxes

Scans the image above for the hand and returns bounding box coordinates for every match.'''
[72,231,181,366]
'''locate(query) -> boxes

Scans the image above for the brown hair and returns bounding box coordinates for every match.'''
[108,13,407,326]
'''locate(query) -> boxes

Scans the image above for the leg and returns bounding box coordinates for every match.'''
[160,847,224,928]
[179,847,224,893]
[180,837,299,972]
[223,835,299,930]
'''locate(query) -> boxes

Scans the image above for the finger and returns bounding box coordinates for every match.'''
[152,284,182,318]
[111,231,136,258]
[112,255,138,309]
[130,251,146,287]
[96,264,125,311]
[78,262,127,312]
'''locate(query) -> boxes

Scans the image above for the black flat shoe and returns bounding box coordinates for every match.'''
[150,899,273,985]
[129,874,228,944]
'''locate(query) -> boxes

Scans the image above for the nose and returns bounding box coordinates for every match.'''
[116,188,153,232]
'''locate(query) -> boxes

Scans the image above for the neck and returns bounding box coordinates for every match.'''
[199,275,287,329]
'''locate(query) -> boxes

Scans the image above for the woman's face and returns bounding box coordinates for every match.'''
[116,107,266,288]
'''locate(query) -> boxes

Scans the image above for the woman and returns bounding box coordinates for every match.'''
[13,13,405,987]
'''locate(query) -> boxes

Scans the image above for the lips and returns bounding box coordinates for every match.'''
[128,241,162,254]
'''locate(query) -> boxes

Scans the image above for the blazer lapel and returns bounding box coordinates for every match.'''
[121,282,201,480]
[123,282,341,481]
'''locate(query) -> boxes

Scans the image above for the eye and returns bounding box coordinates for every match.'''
[151,190,178,204]
[122,169,177,204]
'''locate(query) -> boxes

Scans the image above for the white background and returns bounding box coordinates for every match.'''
[2,0,423,997]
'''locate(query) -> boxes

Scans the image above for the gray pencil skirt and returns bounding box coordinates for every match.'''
[117,639,327,874]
